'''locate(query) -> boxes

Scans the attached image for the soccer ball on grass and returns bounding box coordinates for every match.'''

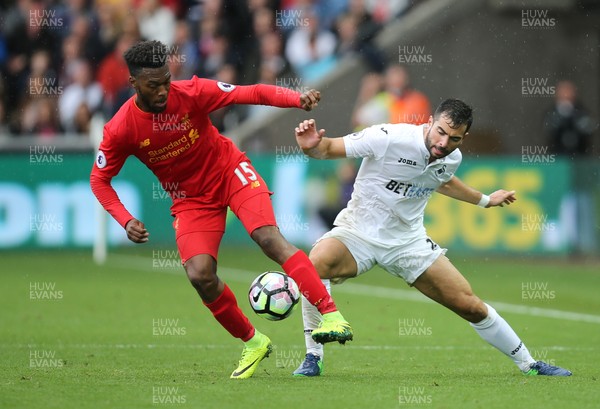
[248,271,300,321]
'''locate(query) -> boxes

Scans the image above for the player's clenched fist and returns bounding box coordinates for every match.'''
[299,89,321,111]
[125,219,150,243]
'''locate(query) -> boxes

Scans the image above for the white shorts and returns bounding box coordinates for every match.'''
[317,226,446,285]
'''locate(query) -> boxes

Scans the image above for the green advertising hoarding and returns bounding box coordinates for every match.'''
[423,159,569,253]
[0,153,571,254]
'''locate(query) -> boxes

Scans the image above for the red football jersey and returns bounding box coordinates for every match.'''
[90,77,301,228]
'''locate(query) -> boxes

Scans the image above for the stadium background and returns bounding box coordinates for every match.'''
[0,0,600,407]
[1,0,599,256]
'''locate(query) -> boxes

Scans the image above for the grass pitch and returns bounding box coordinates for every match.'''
[1,247,599,409]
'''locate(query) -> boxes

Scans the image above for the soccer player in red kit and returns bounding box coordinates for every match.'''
[90,40,353,379]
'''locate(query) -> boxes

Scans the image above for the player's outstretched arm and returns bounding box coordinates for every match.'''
[436,176,517,208]
[295,119,347,160]
[125,219,149,243]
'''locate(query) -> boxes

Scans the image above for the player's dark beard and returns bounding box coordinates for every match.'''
[136,92,166,113]
[425,128,448,158]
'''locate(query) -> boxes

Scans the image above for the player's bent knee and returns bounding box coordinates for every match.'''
[252,226,281,250]
[310,252,348,280]
[309,257,333,279]
[184,258,217,291]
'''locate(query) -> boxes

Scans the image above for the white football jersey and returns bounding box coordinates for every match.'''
[335,123,462,245]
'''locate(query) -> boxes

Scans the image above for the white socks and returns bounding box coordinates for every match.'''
[471,303,536,371]
[303,289,536,371]
[301,279,330,359]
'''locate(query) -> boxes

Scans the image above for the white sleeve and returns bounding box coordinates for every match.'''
[343,124,392,160]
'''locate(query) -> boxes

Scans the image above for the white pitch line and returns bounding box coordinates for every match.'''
[1,343,593,352]
[107,254,600,325]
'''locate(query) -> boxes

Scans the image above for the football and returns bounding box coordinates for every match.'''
[248,271,300,321]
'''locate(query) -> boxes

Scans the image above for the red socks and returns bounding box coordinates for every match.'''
[203,251,335,341]
[204,284,255,342]
[282,250,337,314]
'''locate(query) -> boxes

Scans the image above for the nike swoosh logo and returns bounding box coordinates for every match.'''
[251,291,261,303]
[231,358,260,377]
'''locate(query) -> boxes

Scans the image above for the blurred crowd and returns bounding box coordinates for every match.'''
[0,0,414,137]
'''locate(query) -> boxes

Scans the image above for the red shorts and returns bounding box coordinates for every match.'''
[174,160,276,264]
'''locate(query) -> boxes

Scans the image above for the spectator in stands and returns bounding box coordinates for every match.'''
[334,13,359,58]
[58,59,103,133]
[259,31,291,79]
[334,11,385,72]
[97,1,125,51]
[0,98,6,135]
[53,0,89,40]
[70,13,109,65]
[366,0,411,23]
[121,13,143,41]
[137,0,176,46]
[209,64,246,132]
[28,48,57,90]
[253,7,277,39]
[170,20,199,81]
[21,97,61,137]
[200,28,231,80]
[352,64,430,129]
[14,49,59,135]
[248,0,278,13]
[0,75,9,134]
[285,11,337,82]
[97,34,136,116]
[544,79,598,255]
[59,34,84,87]
[313,0,349,31]
[2,0,58,133]
[0,0,351,136]
[544,80,596,157]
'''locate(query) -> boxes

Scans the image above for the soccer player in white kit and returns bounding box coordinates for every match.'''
[292,99,572,377]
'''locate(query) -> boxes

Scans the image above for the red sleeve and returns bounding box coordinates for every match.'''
[90,124,136,228]
[188,77,302,113]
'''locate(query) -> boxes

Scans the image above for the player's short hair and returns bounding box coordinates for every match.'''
[434,99,473,133]
[123,40,168,77]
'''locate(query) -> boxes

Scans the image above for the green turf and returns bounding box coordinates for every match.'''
[1,247,599,409]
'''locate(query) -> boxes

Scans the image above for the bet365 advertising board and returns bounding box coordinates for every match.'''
[0,152,580,254]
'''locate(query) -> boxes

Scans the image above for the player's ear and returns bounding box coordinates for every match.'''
[129,76,137,88]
